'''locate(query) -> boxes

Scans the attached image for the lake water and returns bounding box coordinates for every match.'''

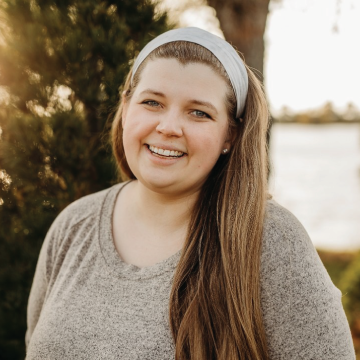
[269,123,360,251]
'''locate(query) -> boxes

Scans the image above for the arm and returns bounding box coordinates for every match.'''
[25,186,113,352]
[261,200,355,360]
[25,216,61,350]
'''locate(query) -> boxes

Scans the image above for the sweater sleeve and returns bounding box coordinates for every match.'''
[25,186,112,351]
[25,215,61,350]
[261,200,355,360]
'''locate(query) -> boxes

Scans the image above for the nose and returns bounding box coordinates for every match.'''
[155,110,183,137]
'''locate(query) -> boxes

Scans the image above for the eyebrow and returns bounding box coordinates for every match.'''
[139,88,218,115]
[139,89,166,97]
[189,99,218,115]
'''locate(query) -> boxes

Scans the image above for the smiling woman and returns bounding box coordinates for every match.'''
[25,28,355,360]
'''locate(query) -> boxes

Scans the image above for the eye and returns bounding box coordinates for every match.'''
[142,100,160,107]
[191,110,211,119]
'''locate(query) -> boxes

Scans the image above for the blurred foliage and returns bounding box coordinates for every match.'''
[318,249,360,358]
[317,249,356,287]
[341,251,360,358]
[0,0,170,358]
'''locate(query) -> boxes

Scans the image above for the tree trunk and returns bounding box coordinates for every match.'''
[206,0,272,177]
[206,0,270,81]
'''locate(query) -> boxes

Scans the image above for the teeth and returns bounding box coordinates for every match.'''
[149,145,184,157]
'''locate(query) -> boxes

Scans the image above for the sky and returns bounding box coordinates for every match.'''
[178,0,360,115]
[265,0,360,114]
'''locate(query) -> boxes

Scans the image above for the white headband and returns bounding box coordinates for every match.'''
[131,27,248,118]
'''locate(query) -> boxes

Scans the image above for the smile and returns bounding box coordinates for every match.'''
[148,145,185,158]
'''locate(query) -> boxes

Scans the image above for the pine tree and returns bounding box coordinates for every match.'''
[0,1,169,357]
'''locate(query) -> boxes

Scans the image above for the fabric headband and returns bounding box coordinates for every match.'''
[131,27,248,118]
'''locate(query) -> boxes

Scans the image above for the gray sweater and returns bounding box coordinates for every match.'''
[25,183,355,359]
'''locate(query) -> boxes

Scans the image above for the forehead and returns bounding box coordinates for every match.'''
[133,58,228,110]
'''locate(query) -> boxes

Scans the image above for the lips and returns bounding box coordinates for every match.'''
[147,145,185,158]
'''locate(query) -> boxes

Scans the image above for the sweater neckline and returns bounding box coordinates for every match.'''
[98,182,182,280]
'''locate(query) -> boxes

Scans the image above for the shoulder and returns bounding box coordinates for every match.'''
[263,198,309,247]
[53,182,125,231]
[56,185,116,225]
[37,182,126,282]
[260,200,355,359]
[261,198,333,294]
[261,199,331,284]
[43,182,125,257]
[261,199,321,267]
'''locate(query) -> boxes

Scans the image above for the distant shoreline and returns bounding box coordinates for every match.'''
[272,119,360,124]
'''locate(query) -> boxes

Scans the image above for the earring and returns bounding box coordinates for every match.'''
[222,148,228,154]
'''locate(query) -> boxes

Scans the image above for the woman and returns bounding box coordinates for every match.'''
[25,27,355,359]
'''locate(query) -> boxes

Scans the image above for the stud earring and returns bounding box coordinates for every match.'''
[222,148,228,154]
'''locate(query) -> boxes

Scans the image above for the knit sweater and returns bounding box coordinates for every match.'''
[25,182,355,359]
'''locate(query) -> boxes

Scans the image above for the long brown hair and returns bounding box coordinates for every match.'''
[112,41,270,359]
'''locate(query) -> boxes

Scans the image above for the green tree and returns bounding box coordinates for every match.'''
[0,1,169,358]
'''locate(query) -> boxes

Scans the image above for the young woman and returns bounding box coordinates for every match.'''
[26,27,355,359]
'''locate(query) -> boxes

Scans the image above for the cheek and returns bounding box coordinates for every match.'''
[122,123,144,162]
[122,123,146,177]
[122,111,151,149]
[188,126,226,165]
[199,125,228,151]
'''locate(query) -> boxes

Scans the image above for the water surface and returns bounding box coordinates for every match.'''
[269,123,360,251]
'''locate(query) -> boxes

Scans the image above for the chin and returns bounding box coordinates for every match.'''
[143,178,179,193]
[137,174,187,196]
[142,176,205,199]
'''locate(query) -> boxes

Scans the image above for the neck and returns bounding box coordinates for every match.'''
[127,180,199,235]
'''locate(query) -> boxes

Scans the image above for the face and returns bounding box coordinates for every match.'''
[122,58,232,198]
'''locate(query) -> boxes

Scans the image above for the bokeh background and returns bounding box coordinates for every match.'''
[0,0,359,359]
